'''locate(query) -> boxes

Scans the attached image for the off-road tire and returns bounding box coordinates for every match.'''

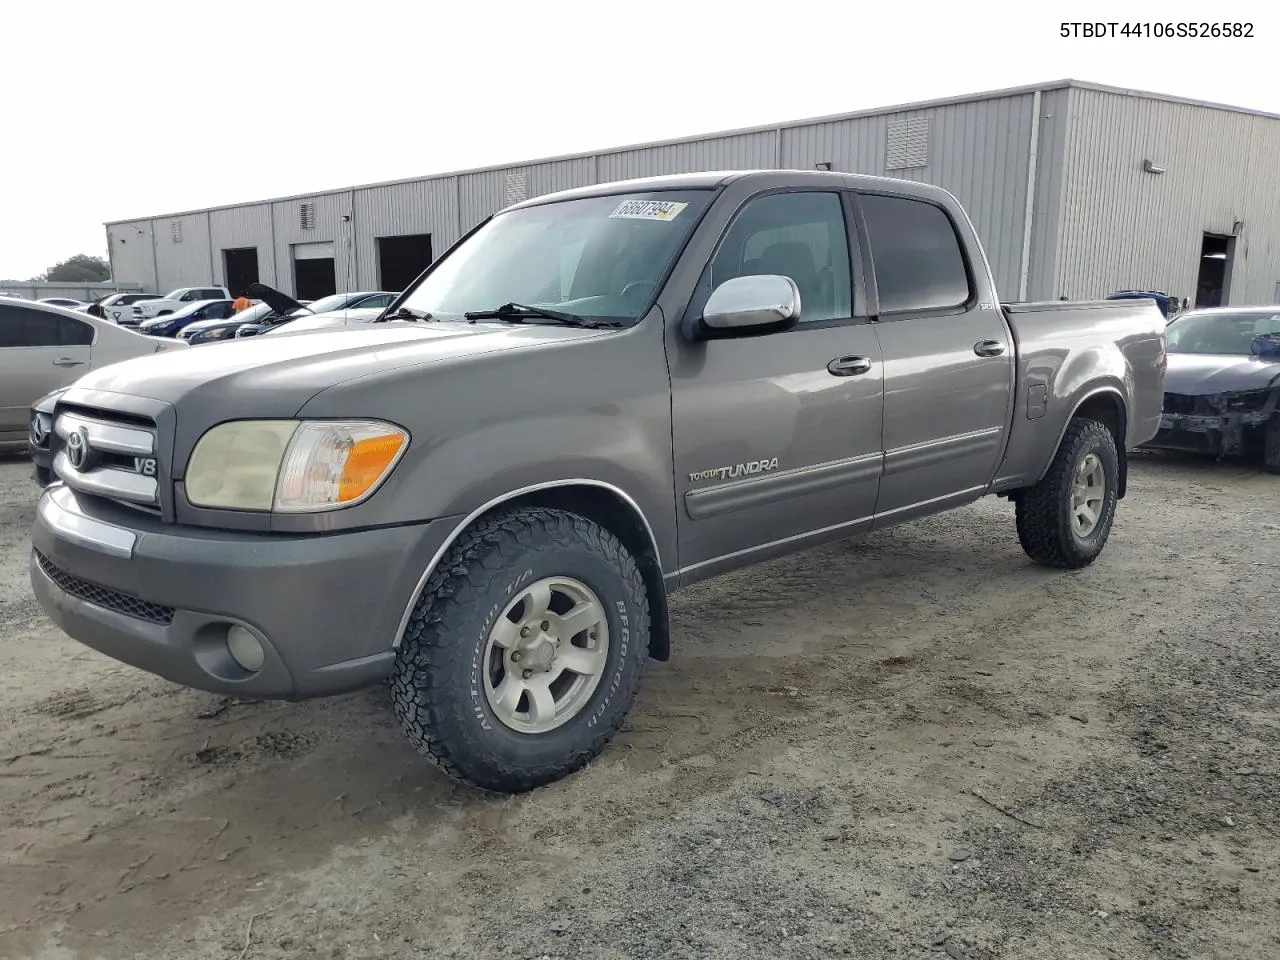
[1264,416,1280,475]
[391,506,649,793]
[1016,417,1120,569]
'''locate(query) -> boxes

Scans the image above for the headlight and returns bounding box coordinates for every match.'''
[185,419,408,512]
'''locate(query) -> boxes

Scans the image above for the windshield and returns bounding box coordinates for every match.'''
[397,190,713,322]
[1166,311,1280,355]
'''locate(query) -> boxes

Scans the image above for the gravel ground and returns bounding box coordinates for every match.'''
[0,451,1276,960]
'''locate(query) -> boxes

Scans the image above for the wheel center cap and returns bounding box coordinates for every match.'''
[520,636,557,672]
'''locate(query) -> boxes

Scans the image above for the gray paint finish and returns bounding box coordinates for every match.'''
[39,170,1166,703]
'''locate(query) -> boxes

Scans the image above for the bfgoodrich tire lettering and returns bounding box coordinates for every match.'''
[1016,417,1120,569]
[391,506,649,793]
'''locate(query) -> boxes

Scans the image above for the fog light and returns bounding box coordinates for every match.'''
[227,625,265,672]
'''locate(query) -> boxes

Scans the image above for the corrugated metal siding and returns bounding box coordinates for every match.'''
[458,170,506,237]
[105,219,158,291]
[352,178,458,288]
[271,192,351,297]
[780,95,1037,297]
[596,131,777,182]
[1025,88,1072,301]
[209,204,276,288]
[1058,88,1280,305]
[152,212,214,290]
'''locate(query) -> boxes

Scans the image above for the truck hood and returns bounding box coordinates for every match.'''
[67,320,610,410]
[1163,352,1280,395]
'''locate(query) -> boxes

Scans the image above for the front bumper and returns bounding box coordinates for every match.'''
[30,483,457,700]
[1143,407,1274,457]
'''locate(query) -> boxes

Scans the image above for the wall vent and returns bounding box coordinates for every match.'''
[885,117,930,170]
[300,201,316,230]
[170,220,183,243]
[503,171,529,206]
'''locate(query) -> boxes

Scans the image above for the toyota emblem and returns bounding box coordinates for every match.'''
[65,426,90,470]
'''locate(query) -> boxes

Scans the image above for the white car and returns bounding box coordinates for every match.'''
[91,292,164,323]
[1,299,187,445]
[129,286,231,324]
[38,297,88,310]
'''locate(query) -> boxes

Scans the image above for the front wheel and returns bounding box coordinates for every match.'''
[391,507,650,793]
[1015,417,1120,569]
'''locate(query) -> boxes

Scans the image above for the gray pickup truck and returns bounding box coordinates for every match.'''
[30,171,1166,793]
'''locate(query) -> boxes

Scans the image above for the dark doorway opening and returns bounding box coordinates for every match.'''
[292,242,336,300]
[222,248,259,297]
[1195,233,1235,308]
[377,234,433,292]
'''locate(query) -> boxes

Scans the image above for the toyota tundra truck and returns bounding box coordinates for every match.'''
[29,171,1167,794]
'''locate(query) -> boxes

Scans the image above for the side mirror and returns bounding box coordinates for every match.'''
[693,274,801,340]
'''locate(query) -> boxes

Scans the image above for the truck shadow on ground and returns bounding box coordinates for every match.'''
[5,503,1046,942]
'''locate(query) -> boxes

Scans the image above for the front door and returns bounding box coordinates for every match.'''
[853,190,1014,521]
[669,189,885,582]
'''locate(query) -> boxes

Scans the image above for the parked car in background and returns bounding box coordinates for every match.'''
[92,292,163,324]
[1107,290,1185,321]
[1,299,186,446]
[27,170,1167,794]
[27,386,67,486]
[235,289,398,338]
[138,299,236,337]
[129,286,231,324]
[178,300,282,344]
[1141,306,1280,472]
[38,297,88,310]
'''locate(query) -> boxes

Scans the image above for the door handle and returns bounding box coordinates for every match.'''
[827,355,873,377]
[973,340,1006,357]
[52,358,85,367]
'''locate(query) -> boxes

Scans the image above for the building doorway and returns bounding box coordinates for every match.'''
[292,242,336,300]
[1195,233,1234,308]
[377,234,433,292]
[222,248,259,298]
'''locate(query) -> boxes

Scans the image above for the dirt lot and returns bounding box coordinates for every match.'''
[0,452,1276,960]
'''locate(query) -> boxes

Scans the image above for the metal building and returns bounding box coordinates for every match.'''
[105,79,1280,308]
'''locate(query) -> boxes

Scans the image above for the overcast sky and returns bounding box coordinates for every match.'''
[2,0,1274,281]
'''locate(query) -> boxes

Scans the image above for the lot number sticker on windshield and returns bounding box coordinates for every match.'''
[609,199,689,222]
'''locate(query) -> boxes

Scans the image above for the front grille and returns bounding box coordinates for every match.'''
[35,550,175,625]
[52,405,161,511]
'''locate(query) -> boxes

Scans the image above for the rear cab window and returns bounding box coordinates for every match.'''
[856,193,972,314]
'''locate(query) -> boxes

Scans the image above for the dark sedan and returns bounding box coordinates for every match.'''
[137,299,236,337]
[1142,306,1280,472]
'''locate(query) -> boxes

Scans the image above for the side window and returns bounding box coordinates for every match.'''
[0,305,61,347]
[58,316,94,346]
[857,194,971,313]
[709,192,852,324]
[180,290,199,301]
[360,294,393,308]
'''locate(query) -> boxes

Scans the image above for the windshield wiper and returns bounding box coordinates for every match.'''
[463,302,619,328]
[379,306,432,322]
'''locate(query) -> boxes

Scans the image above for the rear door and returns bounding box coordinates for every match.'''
[0,305,92,440]
[852,190,1014,522]
[669,188,884,581]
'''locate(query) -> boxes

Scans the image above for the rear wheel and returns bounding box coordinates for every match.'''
[391,507,649,793]
[1016,417,1120,569]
